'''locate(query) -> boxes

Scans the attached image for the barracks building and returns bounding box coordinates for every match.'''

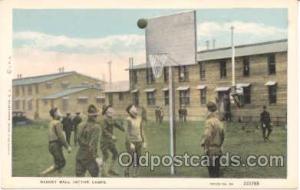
[12,71,106,120]
[124,39,287,124]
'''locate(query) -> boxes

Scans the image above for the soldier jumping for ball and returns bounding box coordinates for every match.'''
[100,105,125,176]
[40,107,71,176]
[75,105,101,177]
[124,104,146,177]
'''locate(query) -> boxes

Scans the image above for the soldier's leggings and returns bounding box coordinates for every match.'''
[101,142,118,161]
[76,159,99,177]
[207,155,220,178]
[48,141,66,170]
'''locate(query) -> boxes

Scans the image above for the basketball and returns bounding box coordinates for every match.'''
[137,18,148,29]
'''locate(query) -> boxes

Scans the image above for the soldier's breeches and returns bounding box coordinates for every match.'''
[101,142,119,161]
[48,142,66,170]
[126,141,142,166]
[76,159,99,177]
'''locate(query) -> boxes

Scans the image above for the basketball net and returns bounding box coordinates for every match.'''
[148,54,168,78]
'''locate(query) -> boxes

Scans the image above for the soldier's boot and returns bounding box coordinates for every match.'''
[101,161,109,177]
[108,160,119,176]
[124,167,130,177]
[132,166,139,177]
[39,165,56,176]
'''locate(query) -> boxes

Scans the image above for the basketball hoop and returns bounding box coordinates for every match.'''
[148,54,168,79]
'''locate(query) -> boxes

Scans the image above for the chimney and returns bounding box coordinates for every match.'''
[205,40,210,50]
[212,39,216,49]
[17,74,22,78]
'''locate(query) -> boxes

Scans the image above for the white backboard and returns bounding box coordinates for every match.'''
[145,11,197,66]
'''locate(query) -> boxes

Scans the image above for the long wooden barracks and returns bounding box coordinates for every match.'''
[12,71,106,120]
[126,39,287,124]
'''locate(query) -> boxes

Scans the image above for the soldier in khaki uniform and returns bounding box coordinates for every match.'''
[201,101,225,178]
[124,104,146,177]
[40,107,71,176]
[100,105,125,176]
[75,105,101,177]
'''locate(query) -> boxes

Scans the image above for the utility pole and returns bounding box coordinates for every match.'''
[108,61,112,85]
[231,26,235,88]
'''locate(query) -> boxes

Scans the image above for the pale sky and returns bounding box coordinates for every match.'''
[13,9,287,81]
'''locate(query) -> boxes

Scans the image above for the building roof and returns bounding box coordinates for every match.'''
[13,71,101,86]
[104,81,130,93]
[128,39,287,70]
[42,87,100,100]
[197,39,287,62]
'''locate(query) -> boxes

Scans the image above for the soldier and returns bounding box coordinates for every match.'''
[101,105,125,176]
[155,106,160,124]
[76,105,101,177]
[159,106,164,124]
[73,112,82,146]
[201,101,225,178]
[141,106,147,124]
[178,106,183,123]
[62,113,73,145]
[182,106,188,123]
[260,105,272,141]
[40,107,71,176]
[124,104,146,177]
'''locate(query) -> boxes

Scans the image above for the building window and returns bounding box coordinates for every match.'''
[22,86,25,95]
[96,97,105,104]
[179,90,190,106]
[22,100,26,110]
[164,67,169,83]
[108,94,113,105]
[243,86,251,104]
[14,100,20,110]
[199,62,206,80]
[268,54,276,75]
[146,92,156,106]
[243,57,250,77]
[43,99,48,106]
[34,84,39,94]
[46,82,53,89]
[77,97,88,104]
[178,66,189,82]
[61,82,70,89]
[220,60,227,78]
[119,93,124,101]
[200,88,206,105]
[146,68,155,84]
[268,85,277,104]
[131,70,138,85]
[28,85,33,95]
[82,82,89,86]
[15,86,20,96]
[27,100,33,111]
[132,92,139,106]
[164,90,169,105]
[62,98,69,112]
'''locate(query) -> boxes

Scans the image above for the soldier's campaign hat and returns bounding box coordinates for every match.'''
[88,104,99,116]
[102,105,112,115]
[207,101,217,112]
[126,104,134,114]
[49,107,58,118]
